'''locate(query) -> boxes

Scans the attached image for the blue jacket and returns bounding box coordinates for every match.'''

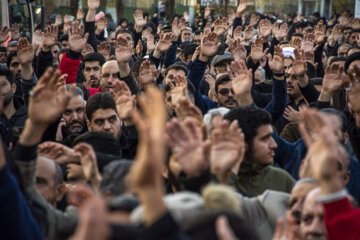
[273,134,360,203]
[0,164,43,240]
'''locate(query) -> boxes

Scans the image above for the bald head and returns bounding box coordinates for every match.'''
[100,60,120,92]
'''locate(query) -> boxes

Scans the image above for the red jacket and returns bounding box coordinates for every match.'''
[58,52,81,84]
[324,197,360,240]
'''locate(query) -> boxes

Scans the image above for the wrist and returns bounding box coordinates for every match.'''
[199,54,210,63]
[318,89,333,102]
[153,49,162,59]
[296,74,309,87]
[42,46,51,52]
[273,70,284,76]
[235,94,253,106]
[20,119,48,146]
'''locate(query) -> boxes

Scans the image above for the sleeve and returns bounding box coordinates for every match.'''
[264,78,287,123]
[322,196,360,240]
[58,50,82,84]
[164,41,178,68]
[314,43,325,78]
[233,17,243,30]
[120,73,141,95]
[348,122,360,162]
[84,21,100,51]
[299,82,320,104]
[36,50,53,78]
[21,72,38,108]
[0,164,44,240]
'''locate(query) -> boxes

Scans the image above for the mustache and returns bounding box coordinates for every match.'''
[225,97,237,103]
[69,120,84,127]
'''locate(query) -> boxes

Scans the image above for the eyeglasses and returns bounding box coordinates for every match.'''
[218,88,235,96]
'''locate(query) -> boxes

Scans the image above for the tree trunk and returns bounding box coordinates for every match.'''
[165,0,175,19]
[99,0,107,13]
[116,0,124,24]
[224,0,228,16]
[70,0,79,17]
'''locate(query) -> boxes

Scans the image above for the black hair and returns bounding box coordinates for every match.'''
[6,51,17,69]
[0,65,15,84]
[115,29,134,41]
[54,162,64,186]
[346,46,360,55]
[85,92,117,121]
[118,18,128,26]
[165,63,189,77]
[82,52,106,70]
[194,29,203,35]
[73,131,121,156]
[0,47,6,52]
[224,106,272,159]
[329,57,346,66]
[183,42,198,60]
[215,74,231,93]
[59,34,69,42]
[292,32,304,39]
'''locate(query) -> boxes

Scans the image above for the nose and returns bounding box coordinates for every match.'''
[307,217,325,236]
[71,111,80,121]
[269,136,278,149]
[103,120,111,131]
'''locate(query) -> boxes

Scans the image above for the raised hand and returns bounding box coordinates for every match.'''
[137,60,158,88]
[210,119,245,183]
[283,106,301,122]
[322,63,346,95]
[314,22,326,44]
[10,23,21,40]
[267,45,284,74]
[328,24,341,46]
[289,37,302,49]
[110,80,135,120]
[301,33,315,52]
[38,141,80,165]
[204,6,211,19]
[233,26,242,40]
[76,8,85,20]
[214,18,226,36]
[28,68,72,126]
[275,23,288,41]
[133,9,146,28]
[168,75,188,106]
[155,32,173,53]
[42,24,58,50]
[228,59,253,106]
[292,48,308,77]
[68,21,89,53]
[251,38,268,63]
[17,38,34,65]
[115,36,133,63]
[88,0,100,10]
[146,34,156,53]
[339,12,351,27]
[236,0,247,17]
[230,39,247,61]
[81,43,94,56]
[0,26,10,44]
[166,118,210,178]
[55,15,63,26]
[175,97,203,124]
[258,19,272,39]
[243,25,255,41]
[200,32,221,60]
[250,14,259,26]
[351,18,360,30]
[172,17,181,38]
[96,16,108,33]
[63,21,71,33]
[74,143,102,189]
[183,11,190,22]
[97,41,111,61]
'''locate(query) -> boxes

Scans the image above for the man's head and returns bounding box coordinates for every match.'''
[86,92,121,138]
[193,30,203,45]
[349,30,360,46]
[100,60,120,92]
[288,179,318,227]
[164,63,189,86]
[181,27,193,42]
[115,29,134,48]
[180,42,197,63]
[300,188,327,240]
[6,51,21,81]
[7,41,18,53]
[62,86,86,134]
[342,26,352,41]
[338,44,351,57]
[59,34,69,49]
[287,66,304,101]
[224,106,277,165]
[212,52,234,74]
[82,52,106,88]
[51,44,61,67]
[214,75,238,109]
[35,156,66,207]
[0,66,16,107]
[132,58,157,87]
[0,47,7,64]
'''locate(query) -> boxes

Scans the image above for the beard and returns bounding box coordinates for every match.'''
[3,90,13,107]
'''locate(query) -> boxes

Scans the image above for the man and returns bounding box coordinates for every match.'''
[193,30,202,45]
[0,66,27,147]
[300,188,327,240]
[86,92,121,139]
[214,75,239,109]
[6,51,21,81]
[82,52,106,88]
[181,27,193,43]
[212,52,234,75]
[225,106,295,197]
[0,47,6,64]
[35,156,66,208]
[57,86,87,142]
[59,34,69,49]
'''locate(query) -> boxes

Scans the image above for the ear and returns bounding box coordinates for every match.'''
[214,93,219,103]
[103,190,114,200]
[161,164,169,179]
[11,83,16,94]
[345,171,351,186]
[55,183,67,202]
[86,119,91,131]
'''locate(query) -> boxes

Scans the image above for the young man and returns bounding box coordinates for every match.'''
[225,106,295,196]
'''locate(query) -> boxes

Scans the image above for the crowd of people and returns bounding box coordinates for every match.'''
[0,0,360,239]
